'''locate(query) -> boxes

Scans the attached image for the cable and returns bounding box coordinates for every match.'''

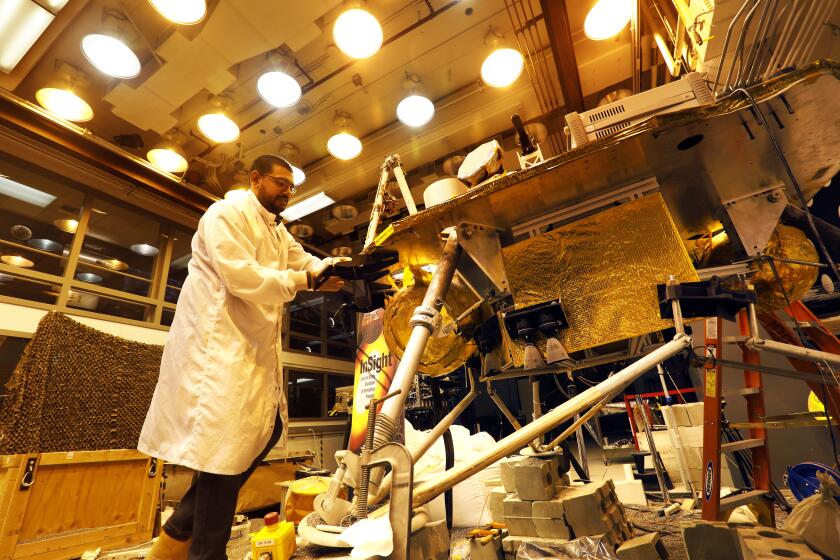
[733,87,840,282]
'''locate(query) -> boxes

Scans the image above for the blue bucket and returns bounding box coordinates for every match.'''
[786,462,840,505]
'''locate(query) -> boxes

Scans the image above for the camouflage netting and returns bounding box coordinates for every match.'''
[0,312,162,454]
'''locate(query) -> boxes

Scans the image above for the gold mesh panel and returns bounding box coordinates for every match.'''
[383,266,477,376]
[502,193,698,364]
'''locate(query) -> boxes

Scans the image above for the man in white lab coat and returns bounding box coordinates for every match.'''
[139,155,349,560]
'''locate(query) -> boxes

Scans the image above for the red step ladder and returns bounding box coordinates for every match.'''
[701,301,840,525]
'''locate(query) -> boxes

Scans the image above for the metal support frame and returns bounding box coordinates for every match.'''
[362,154,417,254]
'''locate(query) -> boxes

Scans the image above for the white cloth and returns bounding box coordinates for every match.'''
[138,190,324,474]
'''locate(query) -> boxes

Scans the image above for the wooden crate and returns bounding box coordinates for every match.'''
[0,450,162,560]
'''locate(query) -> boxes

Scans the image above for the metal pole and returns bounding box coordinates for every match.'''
[405,334,693,508]
[375,230,462,443]
[636,395,673,504]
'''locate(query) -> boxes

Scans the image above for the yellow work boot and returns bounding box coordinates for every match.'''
[147,531,191,560]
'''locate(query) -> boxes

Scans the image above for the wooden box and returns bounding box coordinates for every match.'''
[0,450,162,560]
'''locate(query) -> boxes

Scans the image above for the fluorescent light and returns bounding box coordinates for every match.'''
[327,132,362,160]
[197,113,240,143]
[81,34,141,78]
[148,0,206,25]
[281,192,335,222]
[333,8,382,59]
[584,0,632,41]
[0,175,57,207]
[397,95,435,127]
[481,48,524,88]
[257,71,302,108]
[0,0,54,73]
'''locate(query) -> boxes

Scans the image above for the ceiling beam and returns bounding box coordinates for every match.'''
[539,0,585,113]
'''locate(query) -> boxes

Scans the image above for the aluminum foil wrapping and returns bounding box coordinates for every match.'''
[502,193,698,364]
[749,224,819,311]
[383,265,477,376]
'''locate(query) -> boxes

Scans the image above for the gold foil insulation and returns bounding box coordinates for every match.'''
[383,265,477,376]
[502,193,698,365]
[749,224,819,311]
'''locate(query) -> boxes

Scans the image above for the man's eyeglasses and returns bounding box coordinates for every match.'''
[261,173,297,195]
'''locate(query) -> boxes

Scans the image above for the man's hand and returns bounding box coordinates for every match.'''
[310,257,352,291]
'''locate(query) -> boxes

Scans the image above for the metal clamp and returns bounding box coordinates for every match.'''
[148,457,158,478]
[20,457,37,490]
[410,305,439,330]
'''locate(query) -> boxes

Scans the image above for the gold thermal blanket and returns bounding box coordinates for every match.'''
[501,193,698,364]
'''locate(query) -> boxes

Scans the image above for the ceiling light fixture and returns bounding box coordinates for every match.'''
[0,175,56,207]
[333,6,383,59]
[288,224,314,238]
[281,192,336,222]
[35,61,94,122]
[1,255,34,268]
[36,88,94,122]
[327,112,362,160]
[396,73,434,127]
[277,143,306,187]
[397,95,435,127]
[81,33,141,79]
[197,95,239,143]
[292,166,306,187]
[480,29,524,88]
[258,52,302,108]
[198,113,239,143]
[584,0,632,41]
[147,130,189,173]
[53,218,79,233]
[148,0,206,25]
[131,243,160,256]
[0,0,55,73]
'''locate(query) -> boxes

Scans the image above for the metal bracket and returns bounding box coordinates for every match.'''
[457,222,509,294]
[148,457,158,478]
[20,457,37,490]
[720,185,787,256]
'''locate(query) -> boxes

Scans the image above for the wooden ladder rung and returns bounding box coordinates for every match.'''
[719,489,770,511]
[721,438,765,453]
[722,387,761,398]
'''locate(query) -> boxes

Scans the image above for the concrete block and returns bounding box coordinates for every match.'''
[500,456,526,492]
[682,521,743,560]
[736,526,821,560]
[533,516,573,540]
[614,480,647,506]
[513,457,556,501]
[678,426,704,447]
[505,516,538,537]
[556,482,612,524]
[567,500,622,537]
[684,403,704,426]
[470,533,505,560]
[410,519,450,560]
[616,532,667,560]
[488,487,509,523]
[503,495,532,518]
[532,498,572,539]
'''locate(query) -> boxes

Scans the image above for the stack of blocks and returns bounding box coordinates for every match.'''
[638,402,735,490]
[494,455,633,559]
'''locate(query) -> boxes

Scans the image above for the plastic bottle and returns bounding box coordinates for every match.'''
[250,512,296,560]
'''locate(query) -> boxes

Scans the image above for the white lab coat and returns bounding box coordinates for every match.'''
[138,190,324,475]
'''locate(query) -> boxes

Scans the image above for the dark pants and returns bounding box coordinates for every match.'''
[164,416,283,560]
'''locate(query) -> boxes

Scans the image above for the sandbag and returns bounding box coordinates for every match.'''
[783,470,840,560]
